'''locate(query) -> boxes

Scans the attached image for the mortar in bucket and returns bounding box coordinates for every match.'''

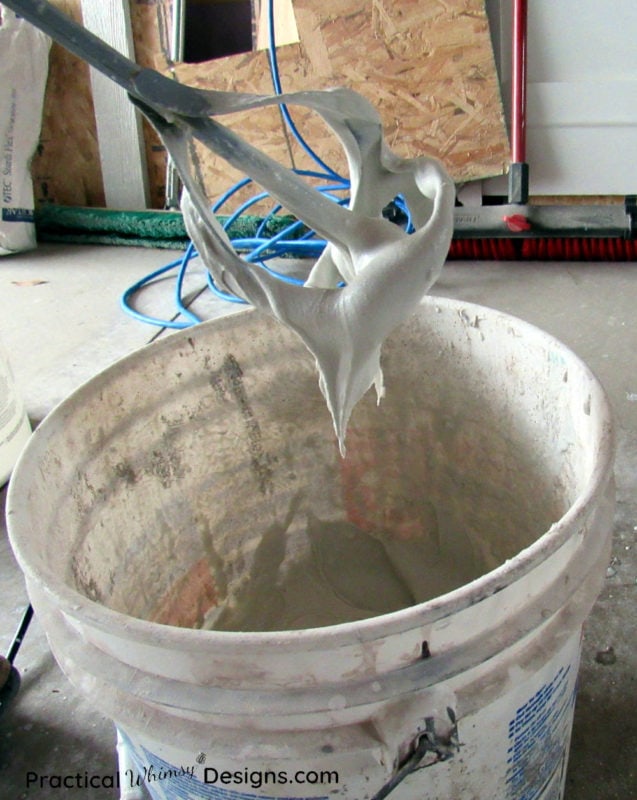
[6,296,614,800]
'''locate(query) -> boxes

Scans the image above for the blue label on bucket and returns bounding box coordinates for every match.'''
[119,731,328,800]
[505,664,576,800]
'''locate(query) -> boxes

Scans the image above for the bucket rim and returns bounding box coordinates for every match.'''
[5,296,616,650]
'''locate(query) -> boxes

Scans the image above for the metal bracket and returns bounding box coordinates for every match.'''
[624,195,637,238]
[370,708,460,800]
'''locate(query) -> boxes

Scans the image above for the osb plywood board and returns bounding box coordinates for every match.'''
[30,0,172,209]
[167,0,509,206]
[31,0,508,209]
[30,0,105,207]
[130,0,174,208]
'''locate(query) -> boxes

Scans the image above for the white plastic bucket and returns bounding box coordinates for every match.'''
[0,336,31,486]
[7,297,614,800]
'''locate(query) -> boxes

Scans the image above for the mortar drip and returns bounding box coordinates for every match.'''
[165,93,456,454]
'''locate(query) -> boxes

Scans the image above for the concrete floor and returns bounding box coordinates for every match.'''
[0,243,635,799]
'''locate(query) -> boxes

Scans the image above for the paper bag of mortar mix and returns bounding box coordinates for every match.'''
[0,5,50,255]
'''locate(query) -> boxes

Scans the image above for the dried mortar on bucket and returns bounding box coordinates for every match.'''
[57,305,576,636]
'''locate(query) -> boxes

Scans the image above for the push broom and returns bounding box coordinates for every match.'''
[449,0,637,261]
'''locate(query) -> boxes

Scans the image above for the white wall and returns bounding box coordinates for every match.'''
[484,0,637,196]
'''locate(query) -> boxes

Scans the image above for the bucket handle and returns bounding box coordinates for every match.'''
[370,707,459,800]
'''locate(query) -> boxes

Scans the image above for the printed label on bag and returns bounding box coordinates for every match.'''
[0,362,25,447]
[2,207,34,223]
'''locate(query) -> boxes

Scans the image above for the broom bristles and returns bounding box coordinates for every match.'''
[449,237,637,261]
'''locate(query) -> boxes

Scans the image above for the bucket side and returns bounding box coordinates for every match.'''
[0,336,31,486]
[27,516,611,800]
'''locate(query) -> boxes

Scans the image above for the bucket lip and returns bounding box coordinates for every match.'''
[5,296,616,650]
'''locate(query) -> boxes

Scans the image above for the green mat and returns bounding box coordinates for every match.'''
[34,204,303,250]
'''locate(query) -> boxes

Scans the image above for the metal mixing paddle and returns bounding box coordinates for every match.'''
[4,0,455,452]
